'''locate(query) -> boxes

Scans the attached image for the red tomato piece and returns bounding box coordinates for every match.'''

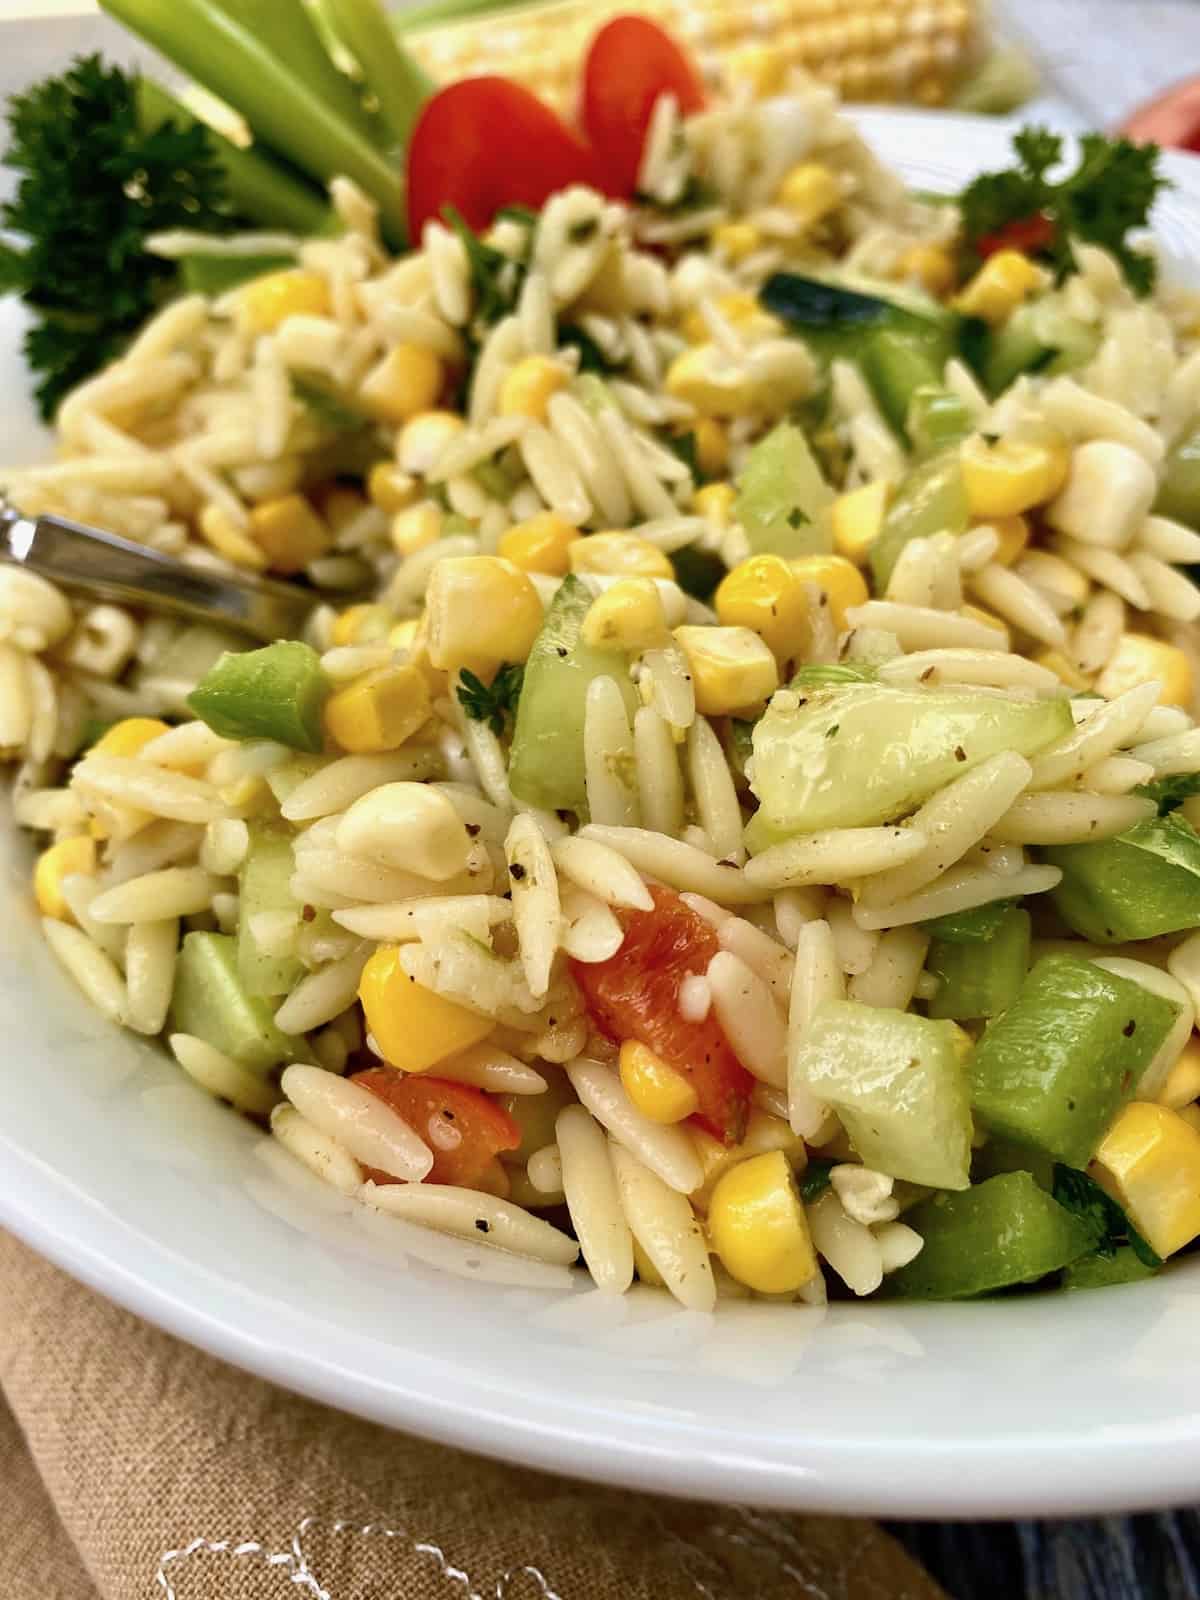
[353,1069,521,1190]
[406,77,598,240]
[570,884,753,1144]
[1121,76,1200,153]
[976,211,1057,259]
[581,15,706,198]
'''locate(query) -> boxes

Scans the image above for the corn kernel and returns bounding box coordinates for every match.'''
[34,835,96,921]
[715,553,809,663]
[1034,648,1093,693]
[331,603,391,648]
[960,435,1071,519]
[317,485,368,535]
[789,553,870,630]
[775,162,842,229]
[359,344,444,426]
[323,663,432,753]
[582,578,669,653]
[1096,634,1194,709]
[707,1149,817,1294]
[367,461,418,515]
[711,221,762,264]
[238,268,330,333]
[893,243,956,299]
[990,514,1032,566]
[391,501,443,557]
[953,249,1044,324]
[690,417,730,480]
[425,556,544,675]
[679,294,780,346]
[497,355,567,421]
[665,343,758,418]
[1158,1036,1200,1112]
[674,624,779,716]
[1092,1101,1200,1258]
[724,42,786,97]
[569,532,673,580]
[619,1040,699,1123]
[92,717,171,758]
[498,513,579,575]
[831,480,890,565]
[397,410,466,475]
[198,503,267,571]
[693,481,737,527]
[359,944,493,1072]
[248,494,331,575]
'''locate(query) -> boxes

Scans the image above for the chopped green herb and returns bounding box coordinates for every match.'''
[558,322,624,375]
[290,373,370,434]
[456,663,525,737]
[1137,771,1200,816]
[443,204,525,329]
[567,217,599,244]
[633,173,719,215]
[495,204,539,228]
[800,1159,835,1202]
[786,506,810,529]
[1051,1164,1162,1268]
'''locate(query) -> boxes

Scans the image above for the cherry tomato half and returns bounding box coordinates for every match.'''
[581,15,706,198]
[1121,76,1200,153]
[353,1068,521,1190]
[976,211,1057,259]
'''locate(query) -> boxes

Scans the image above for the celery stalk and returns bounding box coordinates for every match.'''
[101,0,407,242]
[393,0,525,32]
[137,79,332,236]
[316,0,435,148]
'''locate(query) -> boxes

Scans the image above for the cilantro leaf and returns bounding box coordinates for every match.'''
[1052,1164,1162,1268]
[800,1159,835,1202]
[1137,771,1200,816]
[456,663,525,737]
[633,173,720,216]
[442,205,527,331]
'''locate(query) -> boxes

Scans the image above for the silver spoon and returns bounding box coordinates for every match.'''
[0,497,319,643]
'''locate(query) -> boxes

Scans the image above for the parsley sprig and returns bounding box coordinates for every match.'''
[456,663,524,737]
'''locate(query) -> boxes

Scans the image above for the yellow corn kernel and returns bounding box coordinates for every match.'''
[715,553,809,663]
[569,532,673,581]
[893,243,957,299]
[359,344,444,425]
[953,249,1044,324]
[367,461,418,515]
[331,603,391,648]
[789,553,870,630]
[619,1040,699,1124]
[1092,1101,1200,1259]
[425,556,543,675]
[1158,1036,1200,1112]
[359,944,493,1073]
[1096,634,1194,709]
[724,41,787,97]
[391,501,443,557]
[665,343,757,418]
[674,624,779,716]
[679,294,780,347]
[831,480,890,565]
[632,1237,666,1286]
[397,409,466,475]
[690,417,730,480]
[582,578,668,653]
[238,268,330,333]
[92,717,170,758]
[248,494,331,575]
[34,835,97,921]
[991,513,1032,566]
[318,485,368,534]
[775,162,842,229]
[711,220,762,264]
[960,602,1009,635]
[323,663,431,754]
[707,1149,817,1294]
[960,434,1071,519]
[497,355,567,421]
[198,503,268,571]
[1034,648,1093,693]
[693,481,737,527]
[498,512,579,575]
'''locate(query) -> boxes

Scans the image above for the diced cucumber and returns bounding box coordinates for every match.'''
[507,574,637,815]
[869,450,970,591]
[179,252,295,296]
[967,954,1179,1168]
[922,899,1016,943]
[966,300,1100,396]
[927,905,1030,1020]
[860,329,945,437]
[733,421,834,557]
[906,387,973,458]
[1044,812,1200,943]
[1063,1247,1159,1290]
[1155,423,1200,530]
[791,999,973,1189]
[187,640,329,753]
[171,931,302,1073]
[237,824,303,999]
[888,1171,1098,1298]
[746,680,1071,845]
[759,271,956,365]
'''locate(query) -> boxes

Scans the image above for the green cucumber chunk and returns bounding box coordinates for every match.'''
[237,824,303,999]
[1156,424,1200,530]
[1044,812,1200,943]
[965,300,1099,396]
[746,680,1071,845]
[869,450,970,591]
[187,641,329,753]
[791,999,973,1189]
[733,421,834,558]
[888,1171,1098,1298]
[922,899,1016,943]
[907,387,973,459]
[1063,1247,1159,1290]
[759,271,955,361]
[967,953,1179,1168]
[927,906,1031,1020]
[179,252,296,296]
[171,930,302,1073]
[860,329,946,437]
[507,574,637,815]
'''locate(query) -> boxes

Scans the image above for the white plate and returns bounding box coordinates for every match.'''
[4,109,1200,1520]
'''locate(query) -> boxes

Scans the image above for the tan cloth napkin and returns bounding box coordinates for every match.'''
[0,1230,943,1600]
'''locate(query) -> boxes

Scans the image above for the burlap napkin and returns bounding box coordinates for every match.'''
[0,1230,945,1600]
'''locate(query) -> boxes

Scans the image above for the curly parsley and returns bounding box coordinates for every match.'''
[456,663,525,737]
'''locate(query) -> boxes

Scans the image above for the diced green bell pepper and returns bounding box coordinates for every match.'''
[237,824,303,999]
[927,906,1030,1021]
[1063,1247,1159,1290]
[1044,812,1200,943]
[967,953,1179,1168]
[733,420,834,558]
[171,930,302,1073]
[187,640,329,753]
[922,899,1016,943]
[868,450,970,591]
